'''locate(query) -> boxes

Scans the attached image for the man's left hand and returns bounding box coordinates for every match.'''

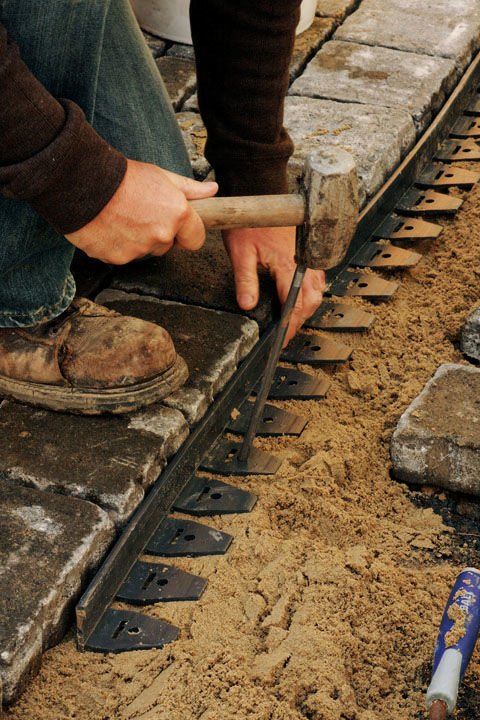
[223,226,325,346]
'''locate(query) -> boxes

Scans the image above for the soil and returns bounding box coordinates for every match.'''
[5,172,480,719]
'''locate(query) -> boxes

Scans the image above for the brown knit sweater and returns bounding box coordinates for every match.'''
[0,1,300,235]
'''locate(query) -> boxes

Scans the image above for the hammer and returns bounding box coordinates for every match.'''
[190,150,359,461]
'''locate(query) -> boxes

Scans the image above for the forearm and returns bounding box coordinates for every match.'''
[0,22,126,235]
[190,0,300,196]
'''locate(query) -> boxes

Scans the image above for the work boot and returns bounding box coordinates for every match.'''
[0,297,188,414]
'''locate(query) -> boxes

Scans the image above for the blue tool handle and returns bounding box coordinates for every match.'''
[432,568,480,679]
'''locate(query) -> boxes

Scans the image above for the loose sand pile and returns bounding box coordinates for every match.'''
[5,176,480,719]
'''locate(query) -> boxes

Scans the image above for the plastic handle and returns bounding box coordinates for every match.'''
[427,568,480,713]
[432,568,480,678]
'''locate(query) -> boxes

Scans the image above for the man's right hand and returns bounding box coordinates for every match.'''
[65,159,218,264]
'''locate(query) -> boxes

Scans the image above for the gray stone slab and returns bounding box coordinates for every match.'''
[0,480,114,703]
[167,42,195,60]
[142,30,167,58]
[0,402,188,526]
[176,111,211,178]
[290,17,335,81]
[391,364,480,496]
[290,40,456,133]
[334,0,480,74]
[109,230,278,331]
[156,57,196,111]
[284,95,416,205]
[95,290,259,425]
[182,92,199,112]
[461,306,480,361]
[316,0,358,21]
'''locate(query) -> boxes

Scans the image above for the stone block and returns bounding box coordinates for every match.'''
[96,290,259,425]
[290,41,456,133]
[335,0,480,74]
[0,480,114,703]
[290,18,335,81]
[284,95,416,206]
[142,31,167,58]
[390,364,480,496]
[176,111,211,178]
[316,0,358,21]
[183,92,199,112]
[167,42,195,60]
[109,230,278,331]
[461,306,480,361]
[0,402,188,526]
[156,57,196,111]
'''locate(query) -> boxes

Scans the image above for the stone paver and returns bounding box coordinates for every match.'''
[176,111,211,178]
[391,364,480,496]
[461,306,480,361]
[284,95,415,205]
[335,0,480,75]
[109,231,278,331]
[0,480,114,703]
[290,17,335,81]
[156,57,196,111]
[0,402,188,526]
[290,40,456,133]
[317,0,358,21]
[167,42,195,60]
[96,290,259,425]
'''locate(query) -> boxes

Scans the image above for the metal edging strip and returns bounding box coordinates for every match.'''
[75,323,276,650]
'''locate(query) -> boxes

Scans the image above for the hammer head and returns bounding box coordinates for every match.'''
[296,150,359,270]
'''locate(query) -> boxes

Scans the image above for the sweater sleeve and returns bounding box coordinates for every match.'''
[0,23,127,235]
[190,0,300,197]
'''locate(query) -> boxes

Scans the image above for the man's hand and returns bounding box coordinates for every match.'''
[223,226,325,345]
[65,159,218,265]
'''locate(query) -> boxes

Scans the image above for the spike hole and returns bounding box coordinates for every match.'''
[444,173,454,178]
[170,528,184,545]
[358,283,368,288]
[381,253,392,258]
[310,346,321,352]
[197,485,211,503]
[288,380,298,386]
[263,417,274,424]
[184,534,196,542]
[334,313,344,318]
[425,198,435,204]
[404,225,414,230]
[210,492,222,499]
[142,571,157,590]
[128,627,140,635]
[157,578,169,587]
[225,448,238,463]
[113,619,128,639]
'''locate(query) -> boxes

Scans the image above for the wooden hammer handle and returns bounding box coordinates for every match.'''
[189,194,306,230]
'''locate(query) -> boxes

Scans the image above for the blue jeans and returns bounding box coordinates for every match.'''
[0,0,192,328]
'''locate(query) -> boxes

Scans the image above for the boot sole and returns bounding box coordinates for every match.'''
[0,354,189,415]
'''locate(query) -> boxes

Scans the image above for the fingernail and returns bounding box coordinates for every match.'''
[238,293,255,308]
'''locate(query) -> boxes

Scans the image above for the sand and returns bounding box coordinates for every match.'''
[4,175,480,719]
